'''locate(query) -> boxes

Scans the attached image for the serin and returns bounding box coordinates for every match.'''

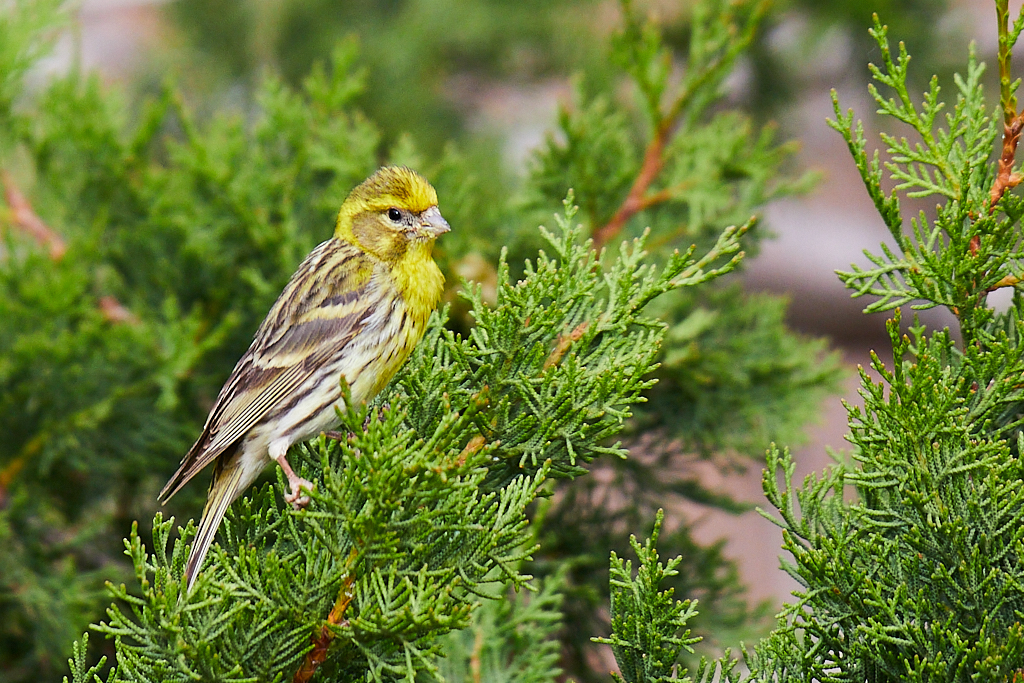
[159,166,449,590]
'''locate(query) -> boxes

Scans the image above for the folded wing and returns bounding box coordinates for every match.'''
[159,239,375,502]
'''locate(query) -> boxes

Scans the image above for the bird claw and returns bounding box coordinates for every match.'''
[272,450,314,509]
[284,477,314,509]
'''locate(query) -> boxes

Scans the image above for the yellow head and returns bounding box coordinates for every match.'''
[334,166,449,262]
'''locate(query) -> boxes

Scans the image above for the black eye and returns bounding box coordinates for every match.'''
[387,208,402,222]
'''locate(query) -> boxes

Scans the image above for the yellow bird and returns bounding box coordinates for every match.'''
[159,166,449,590]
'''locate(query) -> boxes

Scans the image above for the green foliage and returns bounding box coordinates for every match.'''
[427,573,565,683]
[530,0,811,252]
[752,425,1024,680]
[520,3,841,673]
[645,287,841,458]
[593,510,742,683]
[77,185,749,683]
[398,199,747,490]
[96,406,543,681]
[0,26,388,678]
[829,15,1024,344]
[595,509,701,683]
[0,0,844,680]
[748,5,1024,680]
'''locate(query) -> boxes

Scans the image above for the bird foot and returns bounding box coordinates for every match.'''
[284,476,314,509]
[273,451,315,509]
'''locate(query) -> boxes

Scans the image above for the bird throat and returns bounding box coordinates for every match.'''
[392,240,445,327]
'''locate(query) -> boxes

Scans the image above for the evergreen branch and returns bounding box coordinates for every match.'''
[428,572,565,683]
[79,197,748,681]
[865,17,955,195]
[829,16,1016,329]
[592,509,703,683]
[1,169,66,260]
[391,196,748,491]
[990,0,1024,210]
[291,548,358,683]
[63,634,109,683]
[593,0,766,247]
[594,122,671,248]
[752,306,1024,679]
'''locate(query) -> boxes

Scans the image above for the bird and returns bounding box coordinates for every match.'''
[159,166,449,590]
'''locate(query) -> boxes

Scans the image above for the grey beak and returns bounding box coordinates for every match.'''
[420,205,450,237]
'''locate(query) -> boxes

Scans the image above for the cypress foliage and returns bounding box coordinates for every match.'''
[748,4,1024,680]
[0,0,843,681]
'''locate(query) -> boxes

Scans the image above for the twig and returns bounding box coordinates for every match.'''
[989,0,1024,212]
[593,125,671,248]
[0,456,25,510]
[988,114,1024,211]
[591,0,764,248]
[99,296,138,324]
[543,321,590,370]
[292,549,359,683]
[1,170,66,260]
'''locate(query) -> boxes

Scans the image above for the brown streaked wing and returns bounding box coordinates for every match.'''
[157,359,283,503]
[199,313,367,455]
[159,240,376,502]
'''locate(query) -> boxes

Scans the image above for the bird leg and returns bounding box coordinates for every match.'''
[270,443,314,509]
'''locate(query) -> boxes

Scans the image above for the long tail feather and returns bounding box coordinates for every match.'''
[185,460,246,592]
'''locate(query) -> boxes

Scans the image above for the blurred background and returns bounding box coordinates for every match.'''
[4,0,1019,676]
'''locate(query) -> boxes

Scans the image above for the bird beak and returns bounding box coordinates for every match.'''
[419,205,450,237]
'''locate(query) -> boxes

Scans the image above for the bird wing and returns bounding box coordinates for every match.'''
[159,239,376,502]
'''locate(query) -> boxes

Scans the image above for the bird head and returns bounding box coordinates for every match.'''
[334,166,450,262]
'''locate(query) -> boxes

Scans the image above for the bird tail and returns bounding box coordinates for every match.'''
[185,457,246,592]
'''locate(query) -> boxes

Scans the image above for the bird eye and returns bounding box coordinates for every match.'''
[387,208,402,222]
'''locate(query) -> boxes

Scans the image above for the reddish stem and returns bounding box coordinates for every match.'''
[1,170,66,260]
[593,122,670,248]
[292,550,359,683]
[989,114,1024,212]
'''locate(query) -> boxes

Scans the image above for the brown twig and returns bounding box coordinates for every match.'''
[593,125,670,249]
[99,296,138,324]
[988,114,1024,211]
[1,170,66,260]
[543,322,590,370]
[591,0,765,248]
[0,456,26,510]
[293,548,360,683]
[981,2,1024,299]
[989,1,1024,213]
